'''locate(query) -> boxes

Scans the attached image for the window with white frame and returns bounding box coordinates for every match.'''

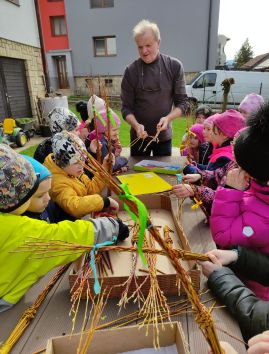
[50,16,67,36]
[93,37,117,56]
[90,0,114,8]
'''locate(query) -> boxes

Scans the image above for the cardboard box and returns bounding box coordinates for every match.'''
[69,194,200,298]
[46,322,189,354]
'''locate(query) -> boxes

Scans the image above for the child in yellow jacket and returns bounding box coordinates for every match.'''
[0,144,129,312]
[44,130,119,219]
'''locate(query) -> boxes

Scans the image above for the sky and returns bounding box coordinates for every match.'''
[218,0,269,60]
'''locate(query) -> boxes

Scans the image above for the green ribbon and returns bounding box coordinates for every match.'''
[107,109,117,128]
[119,183,148,266]
[93,107,107,127]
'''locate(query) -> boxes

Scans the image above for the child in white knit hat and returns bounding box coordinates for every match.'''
[0,144,129,312]
[34,107,80,163]
[44,130,119,219]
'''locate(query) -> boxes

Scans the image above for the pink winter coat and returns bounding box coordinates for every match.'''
[211,180,269,300]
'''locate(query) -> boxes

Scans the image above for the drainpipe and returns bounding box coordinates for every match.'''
[34,0,50,92]
[206,0,212,70]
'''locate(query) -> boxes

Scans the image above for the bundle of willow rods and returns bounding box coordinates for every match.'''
[79,148,223,354]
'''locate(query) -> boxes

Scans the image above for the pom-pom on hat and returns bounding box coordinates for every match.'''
[47,107,79,135]
[239,93,264,117]
[189,124,205,144]
[87,95,106,120]
[22,155,51,182]
[212,109,246,138]
[234,102,269,182]
[0,144,39,212]
[52,131,87,168]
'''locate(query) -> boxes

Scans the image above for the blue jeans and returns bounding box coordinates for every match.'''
[130,139,172,156]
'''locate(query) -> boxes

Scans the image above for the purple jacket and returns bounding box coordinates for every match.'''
[211,181,269,300]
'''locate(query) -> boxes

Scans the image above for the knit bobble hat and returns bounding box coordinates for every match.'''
[22,155,51,182]
[87,95,106,120]
[234,102,269,182]
[212,110,246,138]
[195,105,213,118]
[52,131,87,168]
[203,115,215,126]
[0,144,39,212]
[189,124,205,144]
[76,101,88,121]
[239,93,264,117]
[95,109,121,134]
[47,107,80,135]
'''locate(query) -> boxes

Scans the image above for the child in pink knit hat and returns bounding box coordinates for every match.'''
[239,93,264,120]
[182,124,205,163]
[87,109,128,172]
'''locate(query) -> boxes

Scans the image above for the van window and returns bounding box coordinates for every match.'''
[193,73,217,89]
[186,72,201,85]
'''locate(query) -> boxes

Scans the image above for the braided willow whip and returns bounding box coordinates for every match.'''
[0,265,68,354]
[78,150,223,353]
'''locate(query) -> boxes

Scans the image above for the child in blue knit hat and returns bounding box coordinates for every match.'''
[22,155,73,223]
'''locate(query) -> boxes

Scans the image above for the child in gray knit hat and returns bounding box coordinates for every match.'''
[44,130,119,219]
[0,144,129,312]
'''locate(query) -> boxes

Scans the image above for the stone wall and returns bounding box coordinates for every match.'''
[0,37,46,120]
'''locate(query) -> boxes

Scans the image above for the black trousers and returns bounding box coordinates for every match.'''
[130,138,172,156]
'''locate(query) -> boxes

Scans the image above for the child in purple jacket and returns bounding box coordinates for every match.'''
[211,102,269,300]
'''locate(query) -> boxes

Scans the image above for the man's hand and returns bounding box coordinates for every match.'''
[172,184,194,198]
[157,116,169,131]
[226,168,249,190]
[135,124,148,139]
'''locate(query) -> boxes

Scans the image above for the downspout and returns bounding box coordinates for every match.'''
[34,0,50,92]
[206,0,212,70]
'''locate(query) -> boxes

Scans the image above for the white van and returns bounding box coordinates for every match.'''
[185,70,269,109]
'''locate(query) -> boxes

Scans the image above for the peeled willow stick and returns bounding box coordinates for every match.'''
[17,241,210,262]
[88,78,102,163]
[0,265,68,354]
[78,151,223,354]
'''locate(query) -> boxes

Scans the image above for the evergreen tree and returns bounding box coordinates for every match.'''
[234,38,254,69]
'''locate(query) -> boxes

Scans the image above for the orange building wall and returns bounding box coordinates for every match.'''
[38,0,69,52]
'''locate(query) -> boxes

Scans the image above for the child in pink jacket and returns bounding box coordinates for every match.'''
[211,102,269,300]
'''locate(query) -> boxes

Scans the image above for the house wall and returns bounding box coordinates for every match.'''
[0,0,40,47]
[65,0,219,76]
[64,0,219,95]
[0,1,46,119]
[38,0,69,52]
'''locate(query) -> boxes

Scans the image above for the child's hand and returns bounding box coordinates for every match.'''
[108,197,119,212]
[89,139,102,153]
[182,174,201,184]
[248,330,269,354]
[198,253,222,278]
[206,249,238,266]
[226,168,249,190]
[102,154,115,170]
[120,166,129,173]
[172,184,194,198]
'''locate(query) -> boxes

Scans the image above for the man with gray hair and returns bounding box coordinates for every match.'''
[121,19,188,156]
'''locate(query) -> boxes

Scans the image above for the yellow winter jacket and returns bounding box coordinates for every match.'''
[0,213,94,307]
[44,154,105,218]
